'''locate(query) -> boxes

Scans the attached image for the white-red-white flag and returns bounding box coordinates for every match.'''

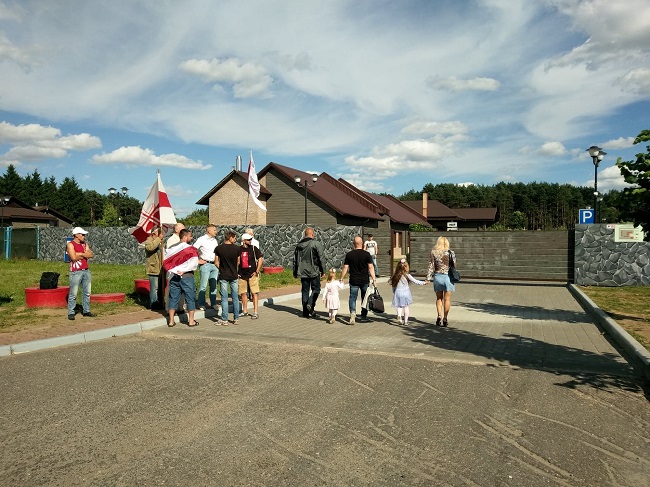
[163,241,199,277]
[247,151,266,211]
[129,172,177,243]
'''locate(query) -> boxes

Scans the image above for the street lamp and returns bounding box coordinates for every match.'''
[0,196,9,228]
[294,174,318,224]
[586,146,606,223]
[108,187,129,225]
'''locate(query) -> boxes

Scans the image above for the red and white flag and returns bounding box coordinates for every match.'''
[247,151,266,211]
[163,242,199,276]
[129,172,177,243]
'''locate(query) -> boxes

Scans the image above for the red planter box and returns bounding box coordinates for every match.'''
[262,266,284,274]
[134,279,150,295]
[25,287,70,308]
[90,293,126,304]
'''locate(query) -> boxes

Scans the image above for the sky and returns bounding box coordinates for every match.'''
[0,0,649,217]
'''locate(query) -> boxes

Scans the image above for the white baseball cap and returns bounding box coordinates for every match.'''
[72,227,88,235]
[241,233,253,241]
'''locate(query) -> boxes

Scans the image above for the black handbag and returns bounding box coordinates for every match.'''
[448,251,460,283]
[367,286,385,313]
[40,272,60,289]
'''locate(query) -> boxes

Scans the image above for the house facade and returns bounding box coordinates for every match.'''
[196,162,430,275]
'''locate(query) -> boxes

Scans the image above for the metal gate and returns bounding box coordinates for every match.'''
[409,231,574,282]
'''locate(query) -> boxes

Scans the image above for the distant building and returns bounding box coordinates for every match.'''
[0,196,73,228]
[401,194,498,231]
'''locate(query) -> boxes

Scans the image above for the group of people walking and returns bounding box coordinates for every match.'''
[66,224,456,329]
[293,229,457,327]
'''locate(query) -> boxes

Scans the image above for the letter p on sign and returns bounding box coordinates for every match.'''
[579,209,595,224]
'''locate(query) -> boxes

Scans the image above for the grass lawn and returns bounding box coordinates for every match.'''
[0,259,299,330]
[580,286,650,350]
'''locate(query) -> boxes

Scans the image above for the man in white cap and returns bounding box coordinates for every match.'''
[238,232,264,319]
[66,227,96,320]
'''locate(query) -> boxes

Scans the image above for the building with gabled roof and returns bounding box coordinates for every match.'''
[195,161,431,275]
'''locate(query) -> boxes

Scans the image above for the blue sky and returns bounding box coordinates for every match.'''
[1,0,649,216]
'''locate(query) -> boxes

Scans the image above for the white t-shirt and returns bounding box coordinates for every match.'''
[364,240,377,256]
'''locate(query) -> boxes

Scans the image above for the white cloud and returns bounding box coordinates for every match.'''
[0,121,101,165]
[427,76,500,92]
[163,184,196,198]
[179,57,273,98]
[602,136,635,149]
[92,146,212,170]
[537,141,567,156]
[594,164,631,192]
[618,68,650,95]
[401,121,468,136]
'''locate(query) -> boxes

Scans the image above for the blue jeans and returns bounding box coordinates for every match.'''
[148,274,160,306]
[371,256,378,276]
[198,263,219,307]
[168,274,196,311]
[349,283,369,315]
[68,269,91,315]
[301,276,321,316]
[219,279,239,321]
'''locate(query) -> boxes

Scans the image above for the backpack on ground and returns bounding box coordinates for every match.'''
[39,272,60,290]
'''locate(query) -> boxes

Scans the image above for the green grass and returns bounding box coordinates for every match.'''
[0,259,299,329]
[580,285,650,349]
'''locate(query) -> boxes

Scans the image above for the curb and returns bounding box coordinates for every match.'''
[568,284,650,382]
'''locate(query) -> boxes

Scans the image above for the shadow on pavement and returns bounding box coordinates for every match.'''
[457,301,588,322]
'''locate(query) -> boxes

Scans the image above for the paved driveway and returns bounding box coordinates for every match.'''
[1,280,648,486]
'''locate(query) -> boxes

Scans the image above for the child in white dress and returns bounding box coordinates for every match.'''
[390,259,428,325]
[322,268,344,324]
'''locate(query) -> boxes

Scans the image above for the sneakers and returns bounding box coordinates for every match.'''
[306,304,313,316]
[215,319,229,326]
[328,317,335,324]
[232,319,240,325]
[397,316,403,325]
[348,312,355,325]
[82,312,97,317]
[68,314,75,320]
[251,313,259,320]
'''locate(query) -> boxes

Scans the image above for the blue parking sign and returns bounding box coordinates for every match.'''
[579,209,595,224]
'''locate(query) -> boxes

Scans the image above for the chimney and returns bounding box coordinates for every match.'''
[422,193,428,218]
[235,155,242,172]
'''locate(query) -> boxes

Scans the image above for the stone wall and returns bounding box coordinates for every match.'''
[39,224,361,271]
[574,224,650,286]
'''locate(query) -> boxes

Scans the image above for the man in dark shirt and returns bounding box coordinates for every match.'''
[293,227,325,318]
[214,231,241,325]
[340,235,376,325]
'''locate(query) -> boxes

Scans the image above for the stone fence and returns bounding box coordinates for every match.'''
[39,225,361,272]
[575,224,650,286]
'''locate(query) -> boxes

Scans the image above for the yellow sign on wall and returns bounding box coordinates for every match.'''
[614,225,644,242]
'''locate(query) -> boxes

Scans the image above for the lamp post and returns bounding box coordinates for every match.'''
[0,196,9,228]
[586,146,606,223]
[108,187,129,225]
[294,174,318,224]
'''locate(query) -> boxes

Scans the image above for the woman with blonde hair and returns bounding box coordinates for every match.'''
[426,236,457,327]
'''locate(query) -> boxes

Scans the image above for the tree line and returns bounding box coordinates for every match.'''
[398,182,628,231]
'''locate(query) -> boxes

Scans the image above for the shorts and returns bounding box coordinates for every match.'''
[433,273,455,292]
[238,274,260,295]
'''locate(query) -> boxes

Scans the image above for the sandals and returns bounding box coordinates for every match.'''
[188,320,199,327]
[167,321,176,327]
[442,319,448,327]
[435,317,441,326]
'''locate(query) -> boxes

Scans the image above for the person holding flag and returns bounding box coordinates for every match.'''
[129,171,177,244]
[164,229,199,327]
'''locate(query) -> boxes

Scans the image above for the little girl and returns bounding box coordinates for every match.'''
[322,268,344,324]
[390,259,428,325]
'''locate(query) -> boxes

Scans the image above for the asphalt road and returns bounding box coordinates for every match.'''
[1,335,648,486]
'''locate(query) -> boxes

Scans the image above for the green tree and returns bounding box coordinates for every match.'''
[54,177,89,226]
[20,170,43,205]
[183,208,209,226]
[96,202,120,227]
[616,129,650,239]
[0,165,22,197]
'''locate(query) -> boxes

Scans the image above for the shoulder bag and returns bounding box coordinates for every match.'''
[448,251,460,284]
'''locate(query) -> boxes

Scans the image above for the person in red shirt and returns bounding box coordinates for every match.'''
[66,227,96,320]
